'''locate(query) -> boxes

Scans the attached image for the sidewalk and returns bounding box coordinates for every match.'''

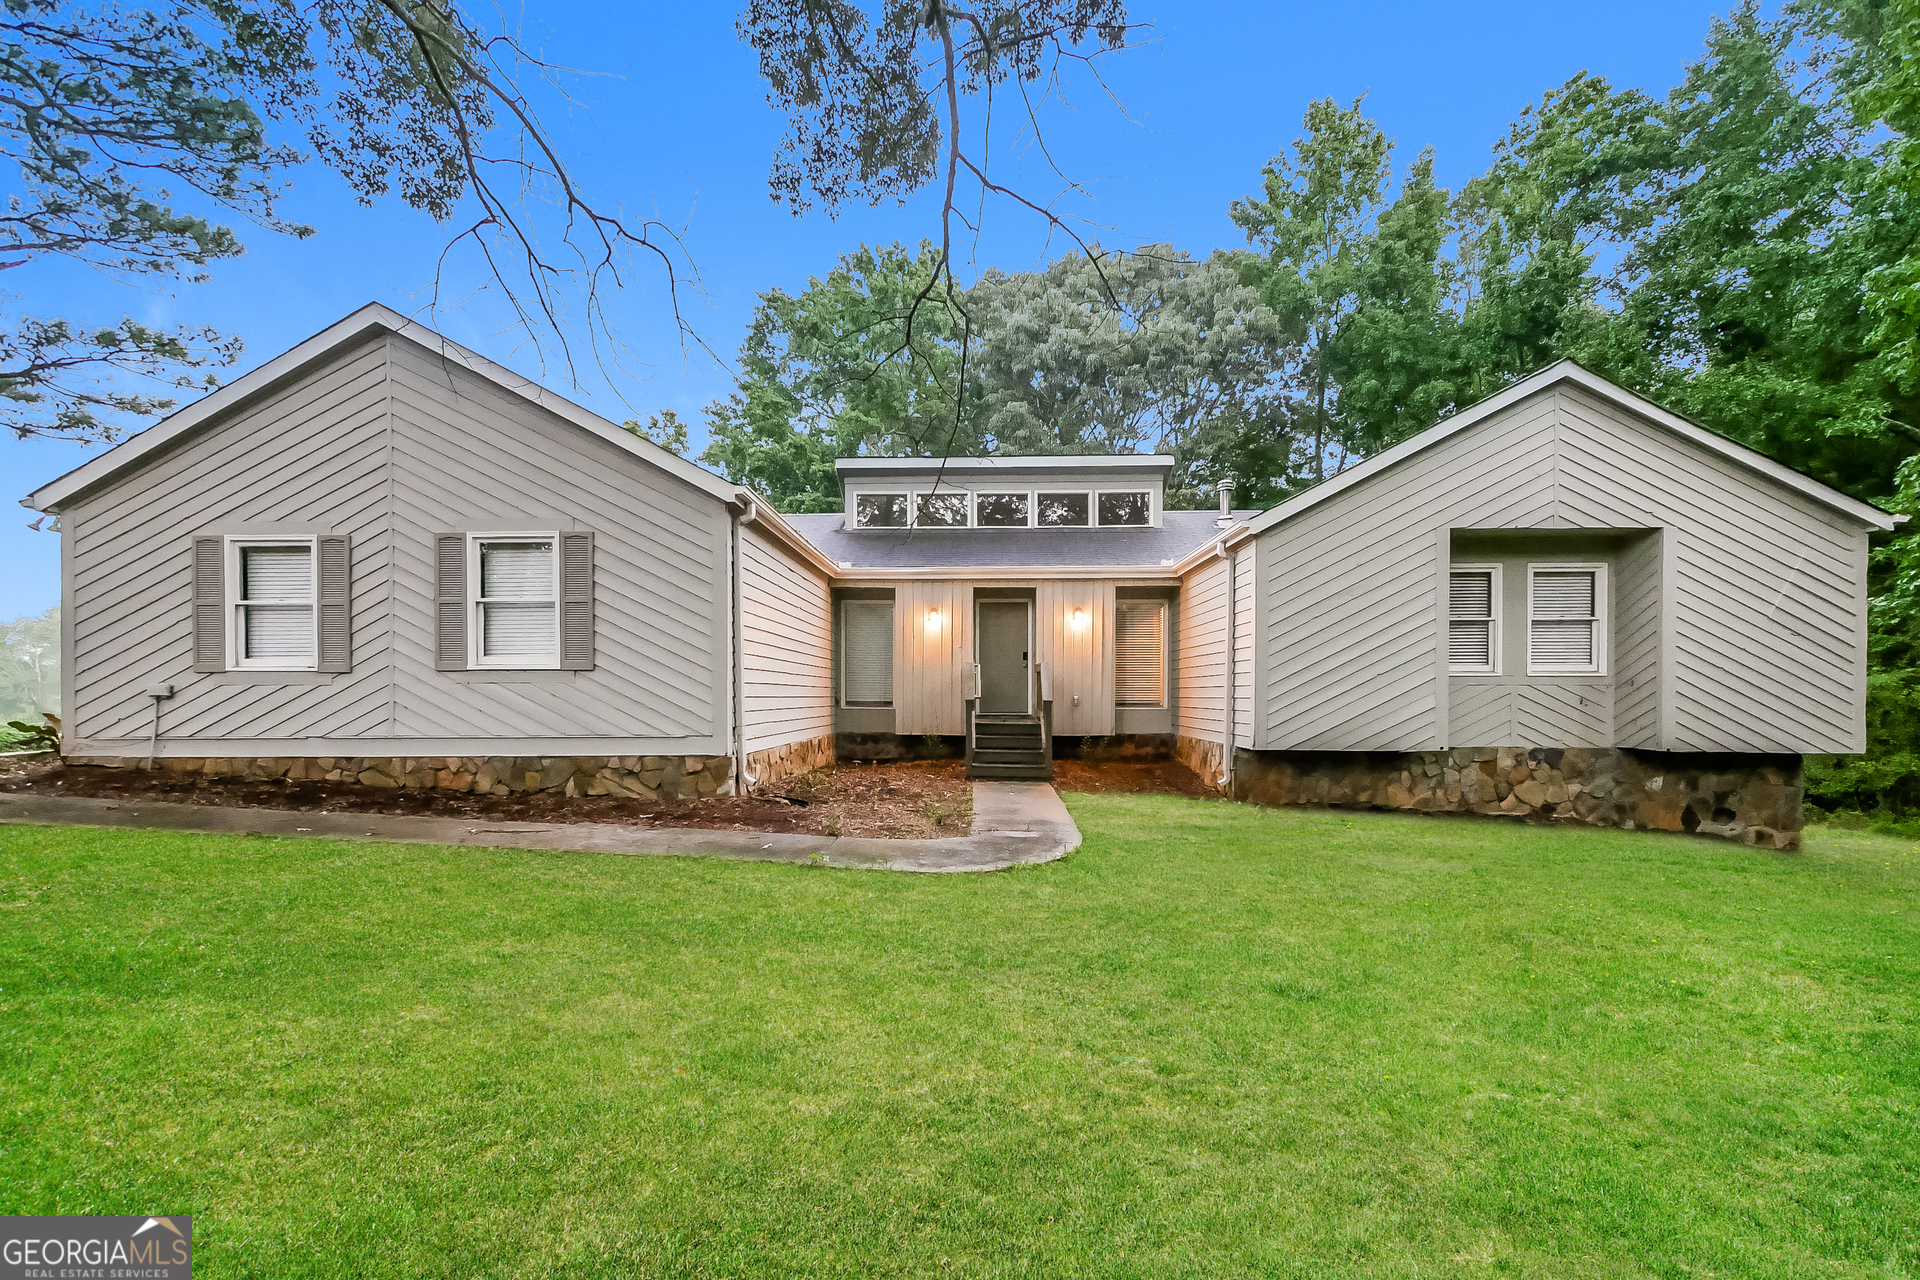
[0,780,1080,873]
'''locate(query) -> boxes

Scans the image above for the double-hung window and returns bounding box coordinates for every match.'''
[473,536,559,667]
[1528,564,1606,675]
[1114,600,1168,707]
[232,539,316,669]
[842,599,895,707]
[1448,566,1500,674]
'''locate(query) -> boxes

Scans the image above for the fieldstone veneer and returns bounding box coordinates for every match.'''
[1231,746,1805,850]
[121,753,739,800]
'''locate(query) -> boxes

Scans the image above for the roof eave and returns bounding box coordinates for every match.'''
[23,302,747,513]
[1235,361,1900,538]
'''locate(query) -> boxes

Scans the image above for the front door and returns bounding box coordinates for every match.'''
[976,600,1031,715]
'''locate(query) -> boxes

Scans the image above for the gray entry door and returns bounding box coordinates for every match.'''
[977,600,1031,715]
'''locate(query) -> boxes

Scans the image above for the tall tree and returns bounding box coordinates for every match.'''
[968,245,1290,503]
[1230,97,1392,481]
[700,242,977,512]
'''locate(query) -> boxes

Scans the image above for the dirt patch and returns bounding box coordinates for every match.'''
[1052,758,1216,798]
[1,760,974,840]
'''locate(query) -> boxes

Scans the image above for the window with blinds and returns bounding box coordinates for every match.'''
[477,539,557,664]
[1448,568,1498,673]
[1529,566,1604,675]
[1114,600,1167,707]
[842,600,895,707]
[236,542,315,666]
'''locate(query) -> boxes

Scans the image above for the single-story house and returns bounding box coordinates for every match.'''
[23,303,1898,847]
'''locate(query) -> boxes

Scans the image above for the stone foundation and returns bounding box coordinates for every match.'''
[76,753,736,801]
[1173,734,1227,791]
[744,733,836,790]
[1232,746,1805,850]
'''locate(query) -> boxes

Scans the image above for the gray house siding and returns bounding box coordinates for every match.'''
[1254,385,1873,755]
[60,331,734,760]
[739,521,833,755]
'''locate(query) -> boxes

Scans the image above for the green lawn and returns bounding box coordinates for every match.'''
[1,797,1916,1278]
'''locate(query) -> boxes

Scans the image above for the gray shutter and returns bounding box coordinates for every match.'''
[434,534,467,671]
[559,531,595,670]
[316,535,352,673]
[192,536,225,672]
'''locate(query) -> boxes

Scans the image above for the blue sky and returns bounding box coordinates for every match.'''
[3,0,1746,616]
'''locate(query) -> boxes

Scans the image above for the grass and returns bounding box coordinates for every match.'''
[1,796,1917,1279]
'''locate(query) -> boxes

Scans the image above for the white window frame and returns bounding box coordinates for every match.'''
[972,489,1033,528]
[1527,562,1608,677]
[911,489,971,528]
[853,492,910,528]
[1094,488,1156,528]
[1035,489,1094,529]
[227,536,318,671]
[1448,563,1502,676]
[468,532,561,670]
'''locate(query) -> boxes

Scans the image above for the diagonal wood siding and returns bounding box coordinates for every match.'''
[61,332,735,757]
[1255,386,1871,753]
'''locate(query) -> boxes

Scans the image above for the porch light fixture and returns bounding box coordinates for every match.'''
[926,608,941,633]
[1070,607,1087,630]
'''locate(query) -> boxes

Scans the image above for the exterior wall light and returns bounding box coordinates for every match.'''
[1070,607,1087,630]
[926,608,941,633]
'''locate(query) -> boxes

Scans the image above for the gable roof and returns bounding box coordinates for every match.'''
[20,302,748,514]
[1232,361,1901,539]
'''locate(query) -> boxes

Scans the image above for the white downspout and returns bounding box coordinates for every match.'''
[1217,535,1235,795]
[730,496,759,797]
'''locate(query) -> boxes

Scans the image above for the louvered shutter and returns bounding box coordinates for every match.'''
[842,600,894,706]
[316,535,352,672]
[192,536,225,672]
[1114,600,1166,707]
[434,534,467,670]
[1530,570,1598,671]
[559,531,595,670]
[1448,571,1495,671]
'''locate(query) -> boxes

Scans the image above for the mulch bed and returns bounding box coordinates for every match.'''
[1,756,1213,839]
[0,760,975,840]
[1053,759,1217,797]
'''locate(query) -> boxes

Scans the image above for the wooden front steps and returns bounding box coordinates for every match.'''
[968,714,1052,781]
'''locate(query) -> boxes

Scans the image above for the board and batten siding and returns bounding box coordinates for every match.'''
[739,522,832,753]
[61,331,735,758]
[1255,385,1872,754]
[1035,580,1115,735]
[893,581,973,736]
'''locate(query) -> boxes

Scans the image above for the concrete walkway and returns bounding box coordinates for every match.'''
[0,780,1080,873]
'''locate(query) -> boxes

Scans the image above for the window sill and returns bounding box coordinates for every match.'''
[209,671,336,685]
[449,669,578,684]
